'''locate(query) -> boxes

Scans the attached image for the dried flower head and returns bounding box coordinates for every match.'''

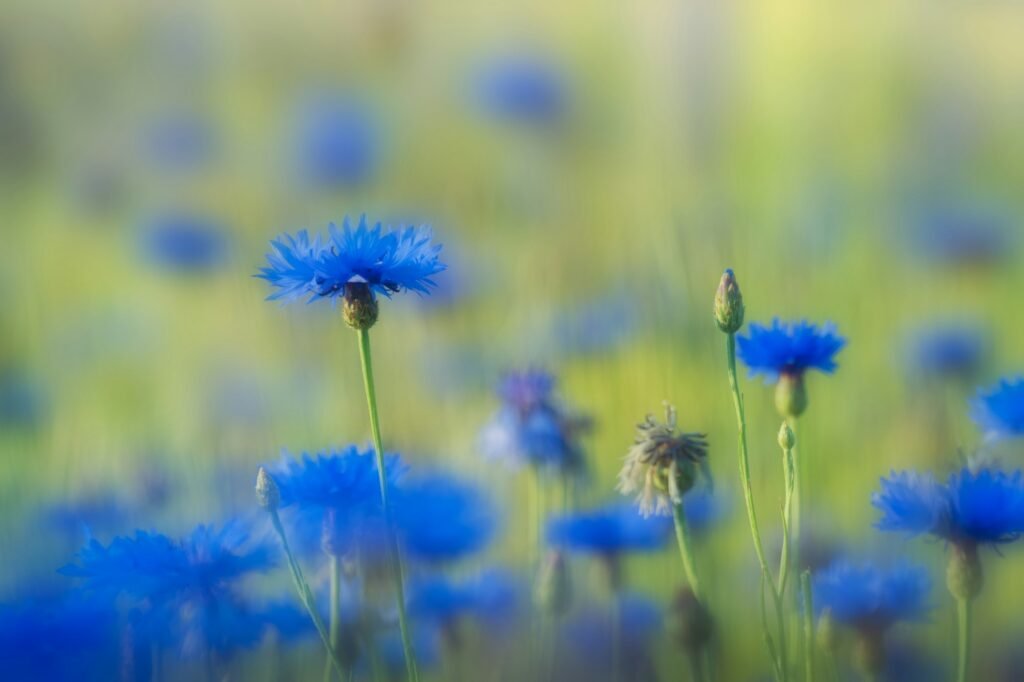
[617,403,709,517]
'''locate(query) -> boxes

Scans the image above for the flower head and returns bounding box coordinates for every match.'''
[267,446,403,557]
[971,376,1024,438]
[873,468,1024,546]
[813,560,932,631]
[480,369,590,477]
[737,319,846,381]
[257,216,445,303]
[408,570,521,631]
[392,473,497,564]
[291,95,377,188]
[617,403,709,517]
[546,503,671,555]
[140,212,229,274]
[906,324,986,381]
[59,523,274,603]
[475,54,568,126]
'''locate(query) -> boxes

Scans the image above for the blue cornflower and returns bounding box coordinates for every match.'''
[971,376,1024,438]
[737,319,846,381]
[737,319,845,417]
[291,96,377,188]
[140,212,229,274]
[257,216,445,304]
[906,324,986,381]
[480,369,590,477]
[546,503,671,555]
[268,446,403,558]
[0,591,119,682]
[392,473,497,564]
[407,570,521,632]
[475,54,568,126]
[60,523,274,602]
[813,560,932,631]
[873,468,1024,546]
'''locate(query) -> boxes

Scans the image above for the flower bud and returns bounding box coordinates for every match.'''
[342,281,379,330]
[777,422,796,450]
[947,542,983,601]
[775,372,808,418]
[672,587,713,653]
[255,467,280,511]
[534,551,573,616]
[714,269,745,334]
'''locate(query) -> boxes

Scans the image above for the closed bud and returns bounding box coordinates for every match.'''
[672,587,713,653]
[947,542,983,601]
[342,281,379,330]
[534,551,573,616]
[775,372,808,418]
[255,467,280,511]
[714,269,745,334]
[777,422,796,450]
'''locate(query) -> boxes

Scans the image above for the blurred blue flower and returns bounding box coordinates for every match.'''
[813,560,932,630]
[393,473,497,564]
[546,503,670,555]
[375,623,441,677]
[480,369,590,477]
[39,494,129,541]
[908,204,1014,267]
[475,54,568,126]
[258,216,445,302]
[268,446,403,557]
[906,324,986,381]
[873,468,1024,545]
[60,523,274,603]
[561,593,662,679]
[971,376,1024,438]
[0,591,119,682]
[140,212,229,274]
[737,319,846,381]
[408,570,521,631]
[292,96,377,188]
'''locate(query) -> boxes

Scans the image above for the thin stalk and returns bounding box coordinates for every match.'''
[800,571,814,682]
[671,500,704,601]
[610,594,621,682]
[355,327,418,682]
[956,597,972,682]
[787,417,801,571]
[688,649,707,682]
[778,439,797,597]
[268,510,346,679]
[727,333,788,680]
[324,555,342,682]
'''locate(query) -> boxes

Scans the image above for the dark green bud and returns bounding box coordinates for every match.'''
[775,372,808,418]
[342,282,379,330]
[672,587,713,653]
[714,269,745,333]
[947,542,983,601]
[534,551,573,616]
[255,467,280,511]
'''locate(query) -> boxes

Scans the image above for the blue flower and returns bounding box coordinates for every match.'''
[906,324,986,381]
[59,523,274,603]
[971,376,1024,438]
[257,216,445,303]
[813,560,932,630]
[392,473,497,564]
[480,370,590,476]
[0,591,119,681]
[407,570,521,630]
[873,468,1024,545]
[291,96,377,188]
[907,203,1014,267]
[737,319,846,381]
[268,446,403,557]
[475,54,568,126]
[561,593,662,678]
[140,212,229,274]
[546,503,671,555]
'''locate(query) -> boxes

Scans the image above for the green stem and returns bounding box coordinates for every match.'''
[956,597,972,682]
[671,501,704,601]
[800,571,814,682]
[688,649,707,682]
[788,417,802,571]
[727,333,788,680]
[778,439,797,597]
[355,327,418,682]
[324,555,342,682]
[268,510,346,679]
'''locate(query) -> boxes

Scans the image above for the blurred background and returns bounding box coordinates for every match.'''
[2,0,1024,679]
